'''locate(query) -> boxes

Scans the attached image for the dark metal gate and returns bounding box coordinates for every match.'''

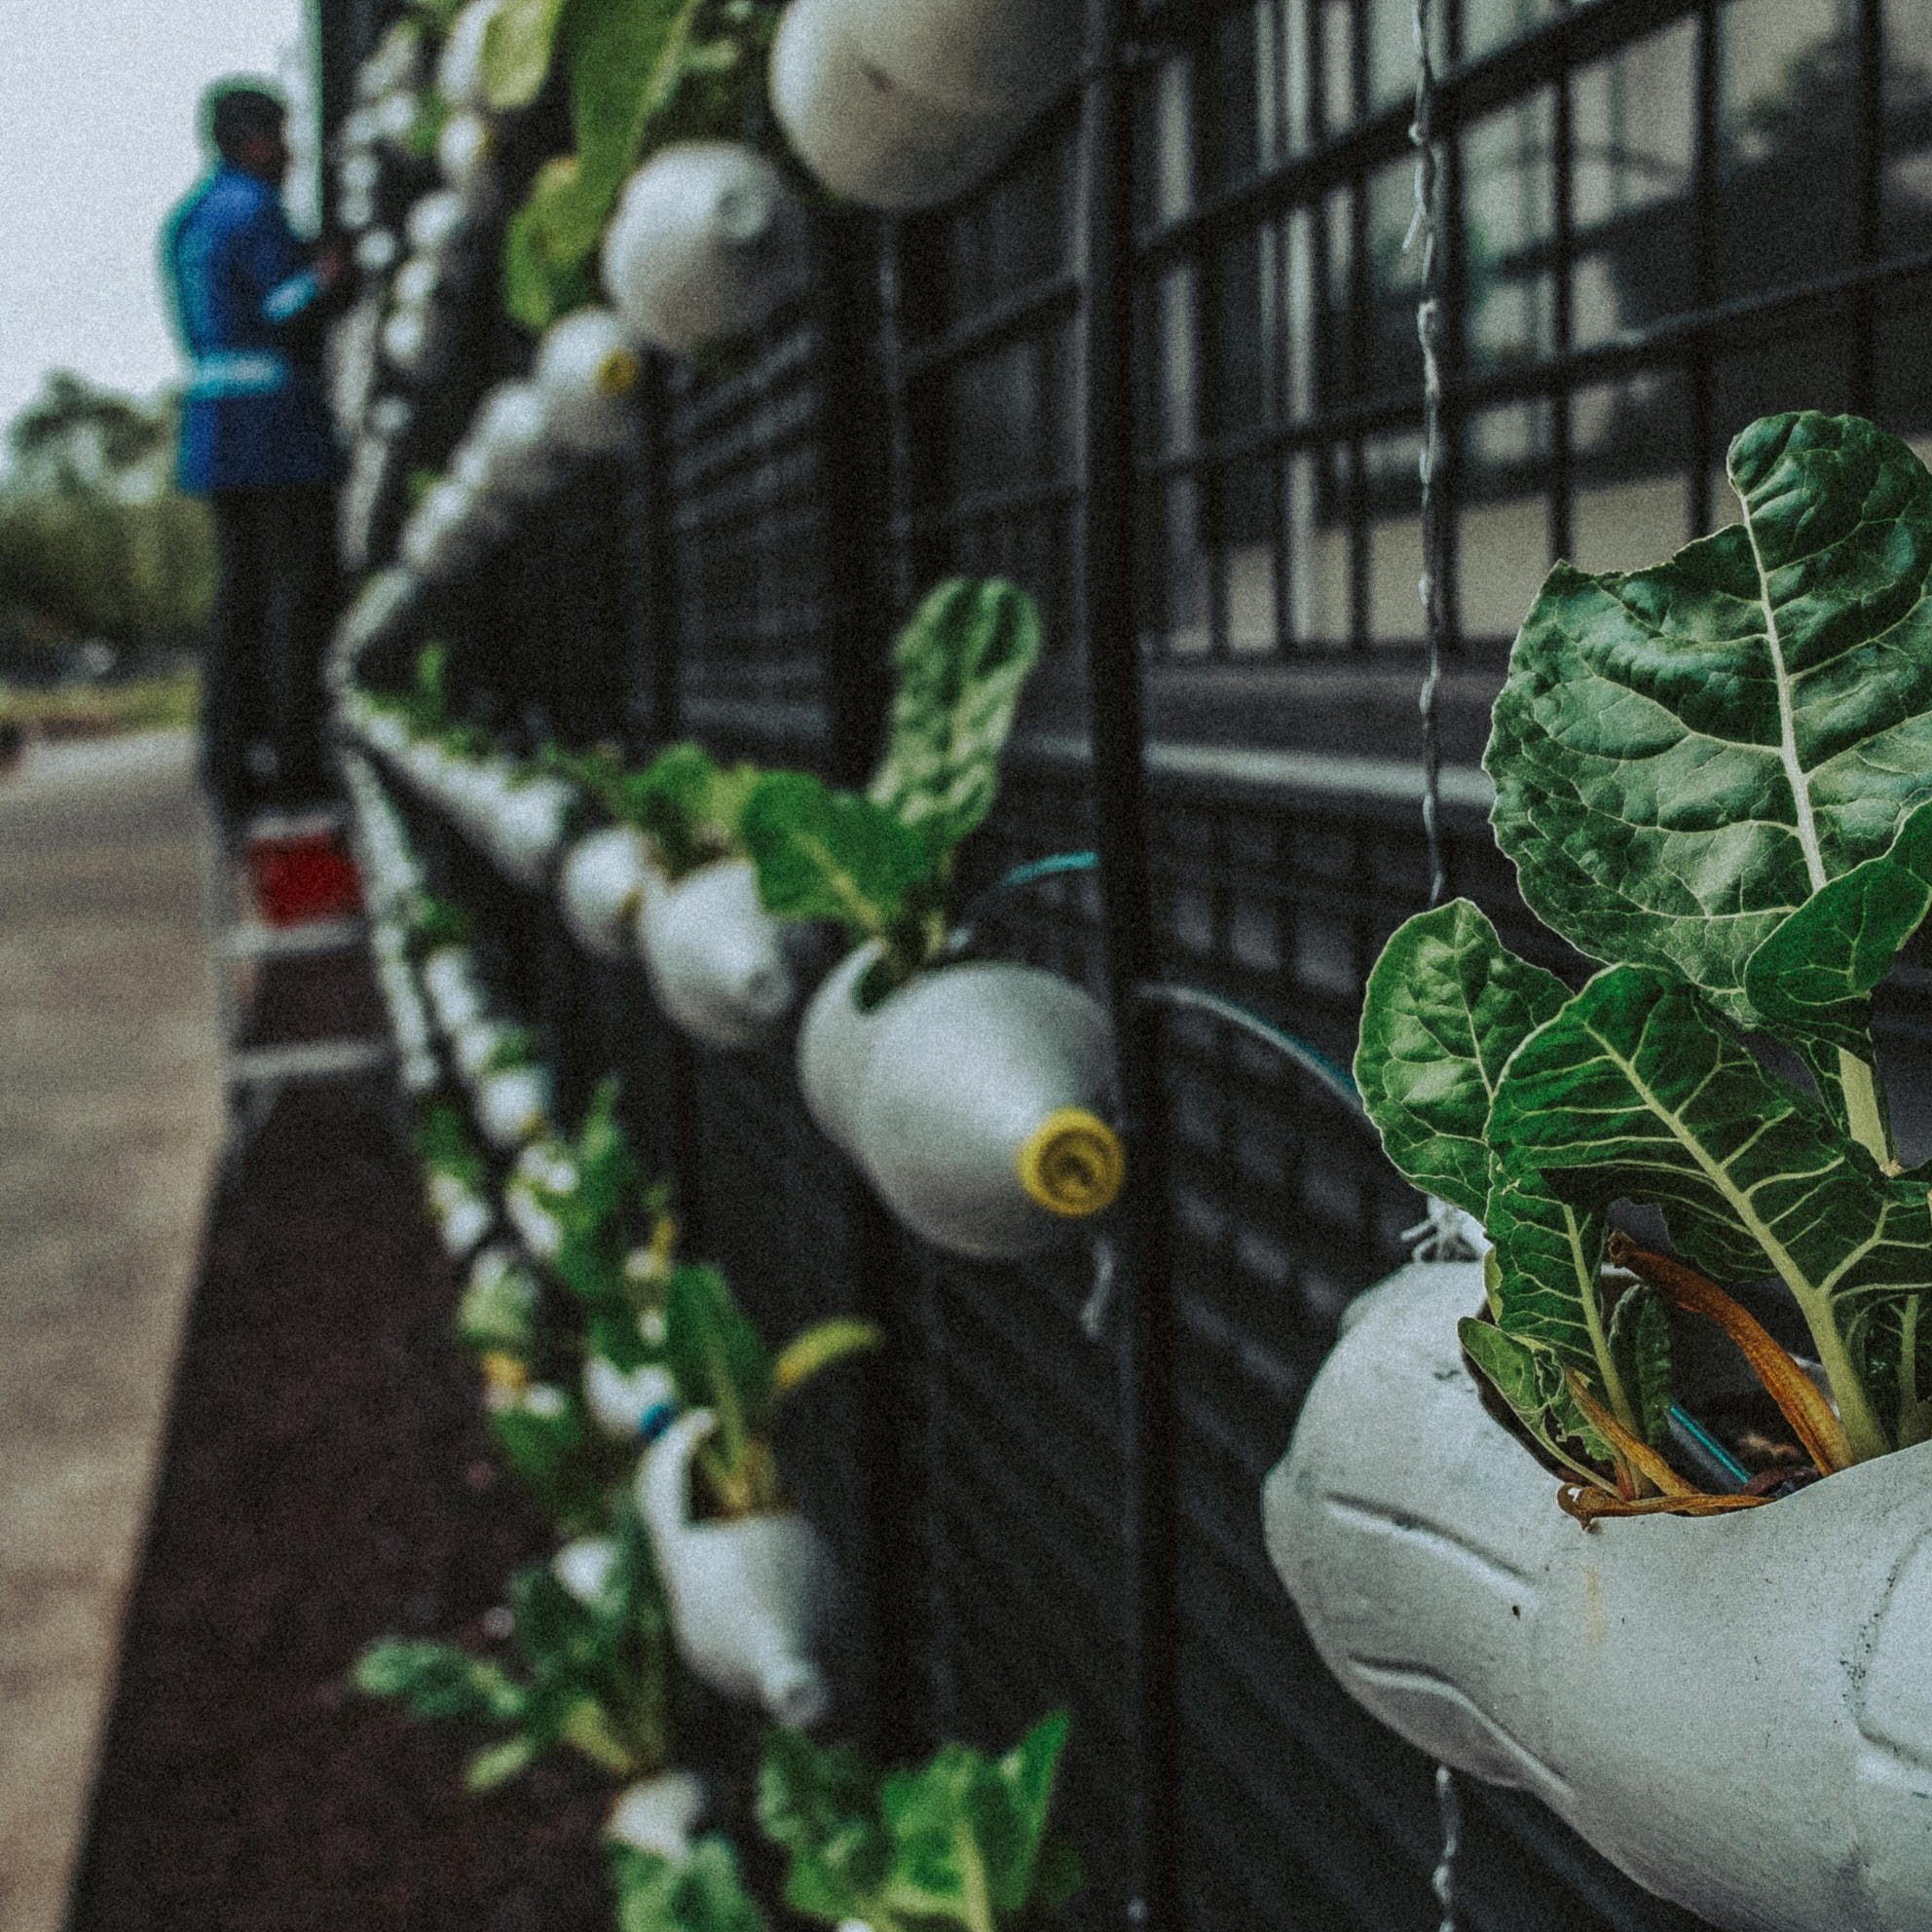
[316,0,1932,1926]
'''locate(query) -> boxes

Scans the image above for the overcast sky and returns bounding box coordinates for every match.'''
[0,0,313,435]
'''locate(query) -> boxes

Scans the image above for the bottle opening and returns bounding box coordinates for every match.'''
[1018,1108,1126,1219]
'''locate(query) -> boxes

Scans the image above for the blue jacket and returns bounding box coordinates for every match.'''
[162,166,342,495]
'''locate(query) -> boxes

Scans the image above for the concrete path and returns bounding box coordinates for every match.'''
[0,731,222,1932]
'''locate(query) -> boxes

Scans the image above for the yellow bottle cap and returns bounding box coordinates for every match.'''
[480,1351,530,1395]
[597,347,643,397]
[1018,1108,1126,1219]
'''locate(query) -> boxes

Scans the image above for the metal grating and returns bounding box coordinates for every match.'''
[315,0,1932,1927]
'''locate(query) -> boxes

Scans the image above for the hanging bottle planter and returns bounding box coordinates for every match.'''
[634,858,797,1052]
[473,1059,555,1151]
[435,0,505,112]
[477,773,576,891]
[637,1409,836,1728]
[1265,1259,1932,1932]
[606,1769,708,1865]
[531,307,643,459]
[558,826,652,961]
[768,0,1027,213]
[583,1355,677,1441]
[797,947,1123,1261]
[600,142,808,359]
[1263,412,1932,1932]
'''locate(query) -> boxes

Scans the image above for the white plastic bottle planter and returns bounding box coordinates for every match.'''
[451,1017,508,1082]
[422,947,487,1030]
[607,1770,707,1864]
[353,228,401,276]
[454,382,575,502]
[474,1061,554,1150]
[559,827,651,960]
[339,148,382,199]
[1264,1262,1932,1932]
[427,1173,494,1259]
[584,1356,677,1440]
[436,110,497,201]
[375,89,420,152]
[553,1535,620,1605]
[794,941,890,1155]
[392,253,441,312]
[406,190,473,262]
[769,0,1027,212]
[802,952,1125,1261]
[638,1410,836,1727]
[381,306,444,382]
[634,859,796,1051]
[437,0,506,110]
[827,0,1082,113]
[369,394,414,442]
[601,142,807,359]
[482,776,576,890]
[533,307,642,457]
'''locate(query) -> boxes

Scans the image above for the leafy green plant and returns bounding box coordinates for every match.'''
[486,1377,614,1533]
[611,1839,768,1932]
[507,1079,681,1364]
[489,0,783,329]
[660,1262,880,1518]
[740,577,1043,1002]
[1356,412,1932,1520]
[414,1094,488,1192]
[355,1507,670,1789]
[408,889,475,951]
[758,1714,1084,1932]
[551,741,763,881]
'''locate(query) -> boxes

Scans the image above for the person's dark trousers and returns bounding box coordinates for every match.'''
[203,483,340,830]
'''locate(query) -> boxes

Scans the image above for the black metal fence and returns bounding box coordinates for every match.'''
[317,1,1932,1927]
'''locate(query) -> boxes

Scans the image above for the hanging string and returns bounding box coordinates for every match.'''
[1407,2,1460,1921]
[1405,0,1450,911]
[1431,1763,1462,1932]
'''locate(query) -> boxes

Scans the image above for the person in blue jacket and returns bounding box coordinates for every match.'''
[162,81,347,824]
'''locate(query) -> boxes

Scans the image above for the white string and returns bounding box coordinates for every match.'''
[1405,0,1450,911]
[1408,2,1460,1919]
[1431,1762,1463,1932]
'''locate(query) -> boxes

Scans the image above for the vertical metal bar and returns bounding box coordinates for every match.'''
[1439,0,1466,657]
[813,201,931,1765]
[636,359,682,748]
[1548,55,1577,566]
[1850,0,1884,414]
[1081,5,1181,1927]
[1688,0,1721,536]
[1347,0,1373,650]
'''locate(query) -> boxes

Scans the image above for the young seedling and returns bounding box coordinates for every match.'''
[552,740,765,883]
[758,1713,1084,1932]
[741,576,1042,1005]
[659,1262,879,1519]
[355,1505,670,1790]
[1355,412,1932,1518]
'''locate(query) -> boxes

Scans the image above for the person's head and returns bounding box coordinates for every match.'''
[203,81,290,184]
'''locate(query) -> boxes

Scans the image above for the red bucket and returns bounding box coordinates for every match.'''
[245,815,364,927]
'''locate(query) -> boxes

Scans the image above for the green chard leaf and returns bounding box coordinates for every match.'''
[613,1839,770,1932]
[1354,898,1570,1219]
[1456,1317,1612,1479]
[622,743,761,878]
[482,0,570,110]
[1607,1280,1675,1449]
[353,1641,525,1725]
[740,771,944,947]
[869,577,1044,853]
[1486,412,1932,1026]
[1744,794,1932,1155]
[466,1731,542,1790]
[504,155,603,331]
[1493,965,1931,1461]
[758,1728,891,1922]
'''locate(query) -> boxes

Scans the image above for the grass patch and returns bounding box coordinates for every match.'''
[0,667,202,739]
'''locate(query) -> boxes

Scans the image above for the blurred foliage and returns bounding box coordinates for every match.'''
[0,373,216,680]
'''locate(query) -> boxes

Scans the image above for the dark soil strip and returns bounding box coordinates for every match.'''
[64,1062,613,1932]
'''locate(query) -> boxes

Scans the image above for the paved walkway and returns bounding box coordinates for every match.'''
[0,732,222,1932]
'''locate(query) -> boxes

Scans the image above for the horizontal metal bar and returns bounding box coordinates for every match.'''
[1139,243,1932,485]
[897,475,1081,539]
[896,269,1083,380]
[1136,0,1708,271]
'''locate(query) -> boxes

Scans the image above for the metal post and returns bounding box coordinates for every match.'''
[1079,5,1181,1926]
